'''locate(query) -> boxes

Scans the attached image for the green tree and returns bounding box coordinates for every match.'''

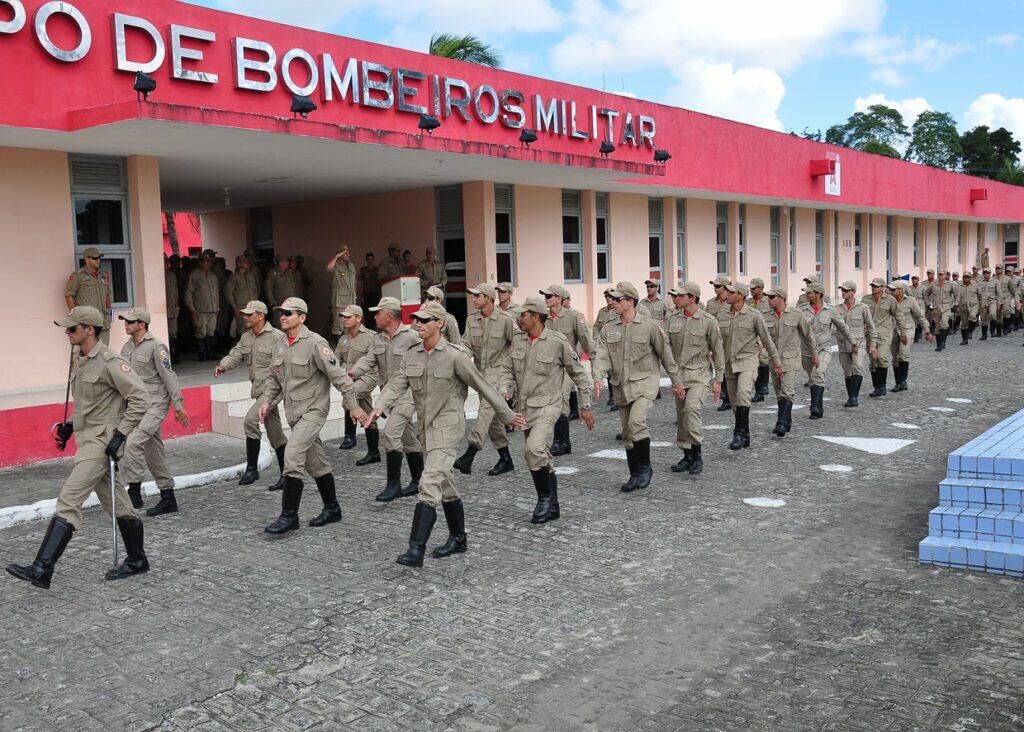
[990,127,1021,166]
[905,110,962,169]
[998,158,1024,186]
[428,34,502,67]
[824,105,909,156]
[861,140,901,158]
[960,125,1022,178]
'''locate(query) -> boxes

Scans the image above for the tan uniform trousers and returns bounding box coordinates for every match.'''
[771,368,798,402]
[469,376,511,452]
[194,311,218,338]
[869,331,895,369]
[1000,301,1015,320]
[618,396,654,449]
[382,400,420,454]
[122,400,174,491]
[981,302,999,325]
[724,368,756,411]
[245,399,287,450]
[56,457,136,531]
[838,348,870,378]
[929,308,953,332]
[802,350,831,388]
[675,384,708,449]
[524,405,561,471]
[283,414,331,480]
[890,333,911,364]
[418,447,460,508]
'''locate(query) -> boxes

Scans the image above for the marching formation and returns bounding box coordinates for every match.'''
[9,258,1024,589]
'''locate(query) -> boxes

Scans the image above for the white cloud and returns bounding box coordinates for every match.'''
[870,67,905,86]
[851,34,969,71]
[213,0,363,30]
[964,93,1024,142]
[668,60,786,131]
[853,93,931,126]
[986,33,1020,48]
[380,0,561,36]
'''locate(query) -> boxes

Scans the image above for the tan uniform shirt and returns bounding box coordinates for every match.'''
[907,285,923,302]
[765,307,814,371]
[165,268,179,322]
[704,296,729,319]
[548,306,594,358]
[335,325,377,397]
[464,308,515,392]
[350,324,420,410]
[594,305,617,340]
[639,297,670,322]
[977,278,1001,307]
[263,270,295,310]
[508,328,593,426]
[997,275,1013,304]
[185,269,221,313]
[378,257,403,283]
[263,326,357,423]
[288,270,305,299]
[442,312,463,346]
[415,260,447,291]
[863,292,903,341]
[226,269,261,312]
[331,260,358,308]
[593,315,683,403]
[666,308,725,387]
[66,267,113,326]
[835,300,877,351]
[957,284,981,317]
[798,303,851,356]
[716,305,782,372]
[219,323,286,399]
[923,282,956,315]
[120,332,183,410]
[358,265,380,294]
[71,344,149,461]
[895,296,929,335]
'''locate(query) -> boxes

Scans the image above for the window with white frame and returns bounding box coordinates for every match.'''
[648,197,664,282]
[716,202,729,276]
[866,214,873,269]
[814,210,824,282]
[494,184,516,284]
[854,214,862,270]
[788,207,797,273]
[738,203,747,276]
[957,222,964,265]
[937,220,944,270]
[676,198,686,282]
[770,206,781,286]
[70,155,133,308]
[1004,223,1020,266]
[596,192,610,282]
[562,189,583,283]
[913,219,919,266]
[886,216,894,280]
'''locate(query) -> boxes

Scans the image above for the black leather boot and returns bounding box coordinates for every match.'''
[848,375,862,407]
[6,517,74,590]
[127,482,144,509]
[751,365,768,402]
[309,474,342,527]
[869,368,886,397]
[981,325,988,341]
[688,445,703,475]
[431,500,467,558]
[568,390,580,420]
[773,399,791,436]
[239,437,261,485]
[895,362,909,391]
[268,445,287,491]
[842,377,854,408]
[551,416,571,456]
[627,438,652,491]
[355,428,381,465]
[339,413,357,450]
[730,407,749,450]
[913,326,921,343]
[453,444,479,475]
[196,338,207,362]
[487,447,514,476]
[530,468,554,523]
[376,451,405,502]
[671,448,692,473]
[264,476,302,535]
[402,452,423,497]
[146,489,178,517]
[960,330,969,346]
[809,386,824,420]
[104,517,150,581]
[717,381,731,411]
[396,502,437,567]
[621,447,639,492]
[549,471,560,519]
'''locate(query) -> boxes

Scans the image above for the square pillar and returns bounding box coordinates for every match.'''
[126,156,168,342]
[463,181,496,287]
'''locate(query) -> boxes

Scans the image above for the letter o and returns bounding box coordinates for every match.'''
[0,1,27,34]
[473,84,499,124]
[34,1,91,62]
[281,48,318,97]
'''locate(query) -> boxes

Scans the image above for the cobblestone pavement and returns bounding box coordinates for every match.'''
[2,334,1023,731]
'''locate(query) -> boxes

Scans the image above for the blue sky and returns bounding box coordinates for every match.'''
[187,0,1024,144]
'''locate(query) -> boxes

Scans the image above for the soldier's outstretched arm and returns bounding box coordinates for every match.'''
[830,311,852,344]
[217,340,248,376]
[314,341,359,412]
[372,367,410,420]
[454,350,520,426]
[708,319,726,379]
[152,343,185,413]
[753,313,782,370]
[563,340,594,408]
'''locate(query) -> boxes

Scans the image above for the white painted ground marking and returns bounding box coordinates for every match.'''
[791,405,808,411]
[588,449,627,460]
[753,409,776,415]
[554,466,579,475]
[820,464,853,473]
[929,407,955,413]
[890,422,920,430]
[651,441,672,448]
[743,497,786,508]
[705,425,730,430]
[946,398,973,404]
[813,436,916,455]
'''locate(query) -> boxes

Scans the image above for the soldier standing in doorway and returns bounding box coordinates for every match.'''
[227,255,261,339]
[264,257,296,316]
[416,246,447,296]
[65,247,113,344]
[326,245,358,343]
[358,252,382,315]
[185,250,221,361]
[164,255,180,362]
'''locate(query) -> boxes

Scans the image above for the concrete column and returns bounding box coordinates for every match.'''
[580,189,597,318]
[463,181,496,287]
[126,156,168,343]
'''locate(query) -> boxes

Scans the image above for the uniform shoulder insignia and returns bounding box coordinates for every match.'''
[68,274,75,281]
[321,345,332,357]
[159,349,171,368]
[119,363,132,373]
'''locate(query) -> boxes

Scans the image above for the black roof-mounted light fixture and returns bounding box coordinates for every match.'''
[519,129,538,147]
[133,72,157,101]
[291,94,317,119]
[654,149,672,163]
[418,114,441,135]
[599,140,615,157]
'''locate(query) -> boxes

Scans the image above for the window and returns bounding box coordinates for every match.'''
[70,155,133,308]
[716,202,729,276]
[770,206,781,286]
[866,214,873,269]
[854,214,862,270]
[957,222,964,265]
[814,210,824,281]
[788,207,797,273]
[738,203,747,276]
[833,212,839,287]
[495,184,516,284]
[676,198,686,282]
[913,219,919,266]
[562,190,583,283]
[648,197,664,282]
[1004,223,1020,266]
[937,221,944,270]
[886,216,894,280]
[596,192,610,283]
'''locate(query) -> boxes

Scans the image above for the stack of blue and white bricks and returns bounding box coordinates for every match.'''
[919,409,1024,577]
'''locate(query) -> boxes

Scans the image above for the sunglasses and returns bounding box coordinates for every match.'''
[609,297,622,303]
[65,325,81,334]
[412,317,439,324]
[278,310,300,317]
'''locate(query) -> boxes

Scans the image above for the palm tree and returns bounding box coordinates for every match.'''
[998,158,1024,186]
[428,33,502,68]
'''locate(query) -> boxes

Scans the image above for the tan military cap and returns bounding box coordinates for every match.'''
[496,282,514,293]
[983,268,991,273]
[838,280,858,292]
[240,300,268,315]
[55,306,104,328]
[804,281,826,294]
[81,247,104,259]
[425,286,446,301]
[370,296,402,312]
[725,281,750,298]
[118,307,151,324]
[766,286,787,299]
[388,244,401,253]
[610,281,641,300]
[677,281,701,298]
[802,276,817,284]
[540,284,570,299]
[274,297,308,314]
[411,302,448,321]
[926,268,935,274]
[644,279,660,288]
[749,277,766,289]
[468,283,497,300]
[200,250,217,261]
[870,277,887,287]
[602,286,615,296]
[891,280,909,290]
[340,304,363,318]
[515,296,549,316]
[710,276,730,287]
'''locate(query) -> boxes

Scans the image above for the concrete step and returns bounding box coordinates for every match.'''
[937,477,1024,510]
[919,535,1024,577]
[927,506,1024,545]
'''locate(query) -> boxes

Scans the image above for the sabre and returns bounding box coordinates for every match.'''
[110,457,118,567]
[50,347,74,450]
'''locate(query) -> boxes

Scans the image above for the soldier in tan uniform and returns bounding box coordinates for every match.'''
[889,282,931,392]
[453,284,517,476]
[977,268,1000,340]
[264,258,296,315]
[956,272,981,345]
[118,308,190,518]
[286,256,305,300]
[365,303,525,568]
[215,301,289,490]
[326,245,358,340]
[7,307,150,588]
[594,288,620,411]
[542,284,594,454]
[907,276,924,341]
[995,265,1014,335]
[424,286,464,345]
[666,282,723,475]
[835,281,877,407]
[334,305,376,453]
[507,296,594,522]
[185,250,222,361]
[798,281,852,411]
[864,277,903,395]
[639,279,670,322]
[496,282,519,316]
[415,247,447,295]
[226,256,262,338]
[705,276,732,410]
[164,255,180,362]
[378,244,404,283]
[923,271,956,352]
[65,247,113,344]
[716,282,782,450]
[349,297,422,502]
[765,288,816,433]
[358,252,382,314]
[746,278,773,402]
[594,282,684,492]
[259,298,365,535]
[796,275,831,307]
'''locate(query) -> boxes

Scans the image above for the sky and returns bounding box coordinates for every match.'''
[186,0,1024,144]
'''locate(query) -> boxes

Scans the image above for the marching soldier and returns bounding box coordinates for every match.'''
[747,278,773,403]
[996,265,1014,335]
[415,247,447,295]
[594,288,620,411]
[164,255,180,362]
[358,252,382,313]
[640,279,670,322]
[378,244,404,283]
[65,247,113,344]
[835,281,877,407]
[890,282,931,391]
[215,301,289,491]
[226,256,261,338]
[453,284,517,476]
[956,272,981,345]
[798,281,851,413]
[287,256,305,300]
[923,271,955,351]
[796,275,831,307]
[264,257,296,315]
[184,250,221,362]
[424,286,464,344]
[508,296,594,522]
[765,288,816,435]
[706,277,732,410]
[7,307,150,588]
[496,282,519,316]
[666,283,723,475]
[716,282,782,450]
[593,282,684,491]
[118,308,190,517]
[863,277,903,395]
[542,284,595,453]
[258,298,365,535]
[977,268,1000,340]
[364,302,525,567]
[349,297,422,501]
[334,305,376,453]
[326,245,358,341]
[907,275,924,341]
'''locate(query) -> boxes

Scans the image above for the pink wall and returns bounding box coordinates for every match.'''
[507,186,562,308]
